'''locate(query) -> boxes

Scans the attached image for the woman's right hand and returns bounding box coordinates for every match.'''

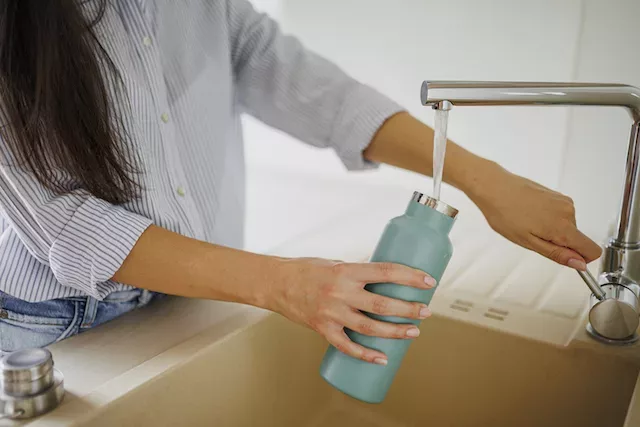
[266,257,436,366]
[112,226,434,365]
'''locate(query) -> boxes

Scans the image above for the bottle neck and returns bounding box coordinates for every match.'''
[405,201,456,234]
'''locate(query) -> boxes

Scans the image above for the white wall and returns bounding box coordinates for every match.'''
[560,0,640,241]
[244,0,638,252]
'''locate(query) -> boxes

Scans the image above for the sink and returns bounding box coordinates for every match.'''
[15,187,639,427]
[71,312,638,427]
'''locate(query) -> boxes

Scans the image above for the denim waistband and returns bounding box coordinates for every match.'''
[0,289,156,327]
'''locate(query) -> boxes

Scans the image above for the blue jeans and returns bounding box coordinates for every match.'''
[0,289,164,352]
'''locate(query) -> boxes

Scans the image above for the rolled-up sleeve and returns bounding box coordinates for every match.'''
[227,0,405,170]
[0,165,152,299]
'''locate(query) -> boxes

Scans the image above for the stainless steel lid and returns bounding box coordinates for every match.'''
[0,348,64,419]
[1,348,53,384]
[0,369,64,420]
[412,192,458,218]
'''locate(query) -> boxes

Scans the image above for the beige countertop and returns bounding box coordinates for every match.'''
[3,298,268,426]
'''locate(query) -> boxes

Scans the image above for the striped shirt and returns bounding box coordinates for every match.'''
[0,0,404,302]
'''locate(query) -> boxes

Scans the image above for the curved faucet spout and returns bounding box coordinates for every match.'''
[421,81,640,122]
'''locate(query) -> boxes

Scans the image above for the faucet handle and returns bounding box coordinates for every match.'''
[577,269,607,301]
[578,270,640,343]
[588,283,640,342]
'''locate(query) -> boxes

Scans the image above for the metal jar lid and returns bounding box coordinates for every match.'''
[0,348,64,420]
[412,192,459,219]
[1,348,53,385]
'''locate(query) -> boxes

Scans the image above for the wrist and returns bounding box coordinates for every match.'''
[253,256,295,312]
[193,246,286,310]
[448,149,503,203]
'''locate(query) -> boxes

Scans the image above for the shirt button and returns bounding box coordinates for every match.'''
[143,36,152,46]
[160,113,170,123]
[176,186,186,197]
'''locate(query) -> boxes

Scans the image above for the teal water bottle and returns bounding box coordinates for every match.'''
[319,191,458,403]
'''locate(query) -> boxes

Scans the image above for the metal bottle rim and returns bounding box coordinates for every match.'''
[411,192,458,218]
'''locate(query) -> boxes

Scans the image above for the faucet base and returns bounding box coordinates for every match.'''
[586,323,639,346]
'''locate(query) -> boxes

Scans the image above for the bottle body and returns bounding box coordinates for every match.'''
[319,193,456,403]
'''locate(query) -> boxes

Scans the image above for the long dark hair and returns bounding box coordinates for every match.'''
[0,0,138,204]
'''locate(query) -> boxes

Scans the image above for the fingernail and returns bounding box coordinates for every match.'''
[424,276,437,287]
[373,358,388,366]
[568,258,587,271]
[406,327,420,338]
[419,306,431,318]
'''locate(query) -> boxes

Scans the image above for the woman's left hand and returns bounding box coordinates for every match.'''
[467,161,602,270]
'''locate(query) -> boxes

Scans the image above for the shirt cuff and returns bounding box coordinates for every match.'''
[49,198,153,300]
[330,83,406,171]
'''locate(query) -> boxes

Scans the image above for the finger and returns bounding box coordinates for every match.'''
[350,292,431,319]
[326,328,388,365]
[527,235,587,269]
[349,262,436,288]
[561,228,602,263]
[343,310,422,339]
[542,221,602,264]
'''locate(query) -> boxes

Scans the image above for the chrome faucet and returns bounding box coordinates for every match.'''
[421,81,640,344]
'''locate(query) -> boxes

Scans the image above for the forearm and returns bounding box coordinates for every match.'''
[363,111,498,199]
[113,225,277,308]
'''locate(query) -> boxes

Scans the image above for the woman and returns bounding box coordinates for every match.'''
[0,0,600,363]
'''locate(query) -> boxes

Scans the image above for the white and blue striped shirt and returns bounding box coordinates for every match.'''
[0,0,403,302]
